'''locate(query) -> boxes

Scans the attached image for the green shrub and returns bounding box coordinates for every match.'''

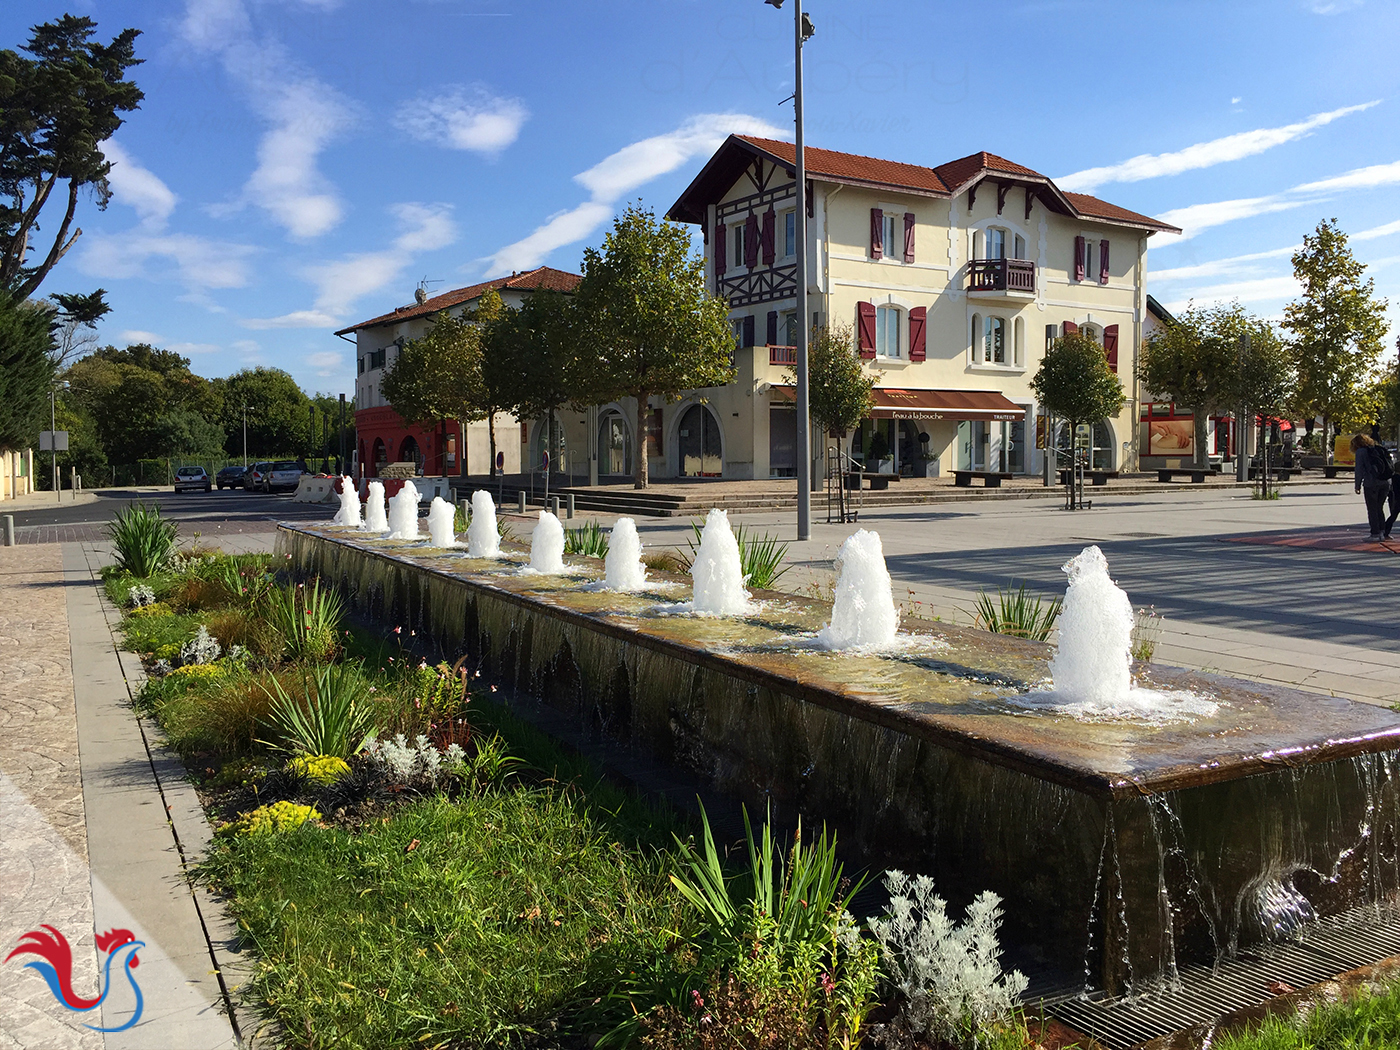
[259,578,344,662]
[565,520,610,558]
[973,583,1061,642]
[120,609,201,656]
[221,800,321,837]
[107,502,179,578]
[260,661,379,759]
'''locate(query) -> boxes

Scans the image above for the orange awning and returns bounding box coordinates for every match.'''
[771,386,1025,422]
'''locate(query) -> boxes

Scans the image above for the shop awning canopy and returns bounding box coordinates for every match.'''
[771,385,1025,422]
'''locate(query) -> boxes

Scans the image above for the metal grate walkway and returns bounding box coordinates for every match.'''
[1051,905,1400,1049]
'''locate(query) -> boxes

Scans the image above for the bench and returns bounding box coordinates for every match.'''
[1156,468,1219,484]
[846,472,903,490]
[1248,466,1299,481]
[1059,469,1119,487]
[952,470,1013,488]
[1323,465,1342,479]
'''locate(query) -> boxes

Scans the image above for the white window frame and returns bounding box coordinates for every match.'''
[875,304,903,358]
[1077,234,1097,283]
[782,209,797,258]
[733,224,747,270]
[986,226,1007,260]
[781,310,799,347]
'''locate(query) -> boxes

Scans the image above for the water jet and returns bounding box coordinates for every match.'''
[386,481,421,540]
[426,496,457,548]
[363,481,388,533]
[603,517,647,591]
[331,476,361,527]
[527,510,566,574]
[466,490,500,558]
[688,508,749,616]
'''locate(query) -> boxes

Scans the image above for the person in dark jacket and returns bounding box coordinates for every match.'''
[1352,433,1393,541]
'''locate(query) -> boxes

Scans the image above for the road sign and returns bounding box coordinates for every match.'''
[541,451,549,470]
[39,430,68,452]
[496,451,504,470]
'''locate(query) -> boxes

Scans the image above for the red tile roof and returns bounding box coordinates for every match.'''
[671,136,1180,233]
[335,266,581,335]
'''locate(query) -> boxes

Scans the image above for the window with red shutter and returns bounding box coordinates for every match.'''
[1073,236,1086,281]
[761,207,776,266]
[744,213,760,269]
[1103,324,1119,372]
[1099,239,1110,284]
[909,306,927,361]
[715,223,727,276]
[857,302,877,358]
[1063,321,1079,336]
[903,212,916,263]
[870,208,884,260]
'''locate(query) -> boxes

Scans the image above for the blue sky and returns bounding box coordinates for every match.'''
[6,0,1400,395]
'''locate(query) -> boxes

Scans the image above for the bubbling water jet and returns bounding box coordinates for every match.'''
[817,529,899,649]
[426,496,457,547]
[386,481,421,540]
[363,481,388,532]
[604,517,647,591]
[466,490,500,558]
[331,476,361,527]
[527,510,566,574]
[688,508,750,616]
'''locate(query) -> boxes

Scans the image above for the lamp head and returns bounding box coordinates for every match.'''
[765,0,784,6]
[801,11,815,40]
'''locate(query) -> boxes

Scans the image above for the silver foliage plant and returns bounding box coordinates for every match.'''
[867,870,1028,1048]
[128,583,157,607]
[364,734,466,785]
[179,625,222,666]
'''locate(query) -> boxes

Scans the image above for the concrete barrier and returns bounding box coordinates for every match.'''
[292,476,337,503]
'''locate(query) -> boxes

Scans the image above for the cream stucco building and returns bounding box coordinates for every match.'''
[539,135,1180,485]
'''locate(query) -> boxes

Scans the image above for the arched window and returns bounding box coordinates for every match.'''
[876,305,901,357]
[984,317,1005,364]
[398,436,421,469]
[1013,317,1025,367]
[970,313,982,360]
[678,404,723,476]
[371,438,387,475]
[597,411,632,477]
[986,227,1007,260]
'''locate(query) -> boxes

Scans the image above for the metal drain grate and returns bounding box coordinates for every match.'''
[1050,904,1400,1049]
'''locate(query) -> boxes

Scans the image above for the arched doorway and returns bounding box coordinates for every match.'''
[372,438,387,474]
[597,411,632,477]
[678,404,722,477]
[398,436,422,470]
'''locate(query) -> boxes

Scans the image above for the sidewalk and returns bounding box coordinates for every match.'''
[0,540,244,1049]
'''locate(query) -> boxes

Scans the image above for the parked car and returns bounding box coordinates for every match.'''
[173,466,211,493]
[255,460,305,493]
[245,461,272,492]
[216,464,247,490]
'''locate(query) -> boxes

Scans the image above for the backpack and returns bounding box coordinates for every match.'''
[1372,444,1395,481]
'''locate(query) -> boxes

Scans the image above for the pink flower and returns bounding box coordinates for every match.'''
[691,990,705,1012]
[393,626,402,635]
[489,685,497,693]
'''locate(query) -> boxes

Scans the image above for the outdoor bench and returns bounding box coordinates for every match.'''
[952,470,1013,488]
[1058,469,1119,487]
[1156,468,1219,484]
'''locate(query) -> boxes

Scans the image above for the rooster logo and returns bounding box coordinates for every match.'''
[6,926,145,1032]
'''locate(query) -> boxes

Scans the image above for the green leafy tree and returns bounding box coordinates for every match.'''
[1283,219,1390,462]
[471,288,519,472]
[1139,305,1236,469]
[150,408,226,459]
[380,308,487,464]
[492,290,581,474]
[0,16,144,297]
[1032,332,1125,453]
[0,289,56,447]
[574,204,734,488]
[218,367,311,459]
[65,357,172,463]
[786,323,874,439]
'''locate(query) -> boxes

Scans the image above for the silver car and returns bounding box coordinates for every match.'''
[259,460,305,493]
[173,466,211,493]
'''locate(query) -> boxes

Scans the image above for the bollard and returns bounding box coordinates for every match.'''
[459,498,470,526]
[2,514,13,547]
[548,495,561,518]
[516,490,526,514]
[566,493,575,519]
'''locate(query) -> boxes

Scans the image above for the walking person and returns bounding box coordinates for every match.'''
[1351,434,1394,541]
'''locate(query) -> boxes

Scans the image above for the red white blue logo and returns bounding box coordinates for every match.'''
[6,925,145,1032]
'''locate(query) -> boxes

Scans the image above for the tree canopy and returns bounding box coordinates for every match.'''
[1283,219,1389,458]
[217,367,314,459]
[788,324,874,438]
[0,15,143,298]
[1139,304,1239,468]
[573,204,734,487]
[0,289,56,448]
[1031,332,1125,441]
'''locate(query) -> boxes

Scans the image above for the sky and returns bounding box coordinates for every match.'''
[6,0,1400,396]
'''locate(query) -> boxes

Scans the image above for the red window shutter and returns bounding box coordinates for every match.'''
[715,223,727,276]
[744,213,760,269]
[1063,321,1079,336]
[1074,236,1086,281]
[857,301,877,358]
[1099,239,1110,284]
[1103,324,1119,372]
[766,311,778,346]
[742,315,755,347]
[761,207,776,266]
[870,208,884,259]
[909,306,927,361]
[903,212,916,263]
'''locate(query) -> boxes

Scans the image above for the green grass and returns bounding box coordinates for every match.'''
[119,609,204,656]
[1213,981,1400,1049]
[203,791,686,1048]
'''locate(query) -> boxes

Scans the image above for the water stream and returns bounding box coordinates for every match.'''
[386,481,421,540]
[331,476,361,527]
[426,496,457,547]
[363,481,388,533]
[688,508,750,616]
[527,510,566,574]
[466,490,500,558]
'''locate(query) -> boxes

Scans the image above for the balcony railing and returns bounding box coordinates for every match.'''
[967,257,1036,295]
[768,344,797,366]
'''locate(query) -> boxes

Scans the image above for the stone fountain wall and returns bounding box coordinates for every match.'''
[281,525,1400,993]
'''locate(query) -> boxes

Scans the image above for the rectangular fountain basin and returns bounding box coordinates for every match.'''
[280,523,1400,993]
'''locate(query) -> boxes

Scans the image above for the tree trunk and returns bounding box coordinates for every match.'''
[1322,414,1331,464]
[634,393,650,489]
[487,414,497,476]
[1193,410,1209,470]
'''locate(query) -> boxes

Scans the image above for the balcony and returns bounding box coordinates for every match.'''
[768,344,797,366]
[967,258,1036,299]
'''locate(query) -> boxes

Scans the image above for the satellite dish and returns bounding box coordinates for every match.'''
[414,287,428,305]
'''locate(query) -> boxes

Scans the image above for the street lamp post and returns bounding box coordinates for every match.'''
[241,405,252,468]
[767,0,815,541]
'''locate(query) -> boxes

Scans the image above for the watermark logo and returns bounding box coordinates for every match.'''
[6,925,145,1032]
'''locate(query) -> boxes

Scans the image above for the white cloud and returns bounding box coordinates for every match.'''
[1162,275,1303,312]
[1355,218,1400,240]
[242,202,457,328]
[395,86,528,156]
[1058,102,1379,192]
[101,141,178,227]
[306,350,343,377]
[182,0,356,239]
[483,113,787,276]
[1150,245,1299,282]
[120,329,164,344]
[1293,159,1400,193]
[78,231,258,290]
[166,341,223,356]
[1156,195,1316,241]
[1308,0,1362,12]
